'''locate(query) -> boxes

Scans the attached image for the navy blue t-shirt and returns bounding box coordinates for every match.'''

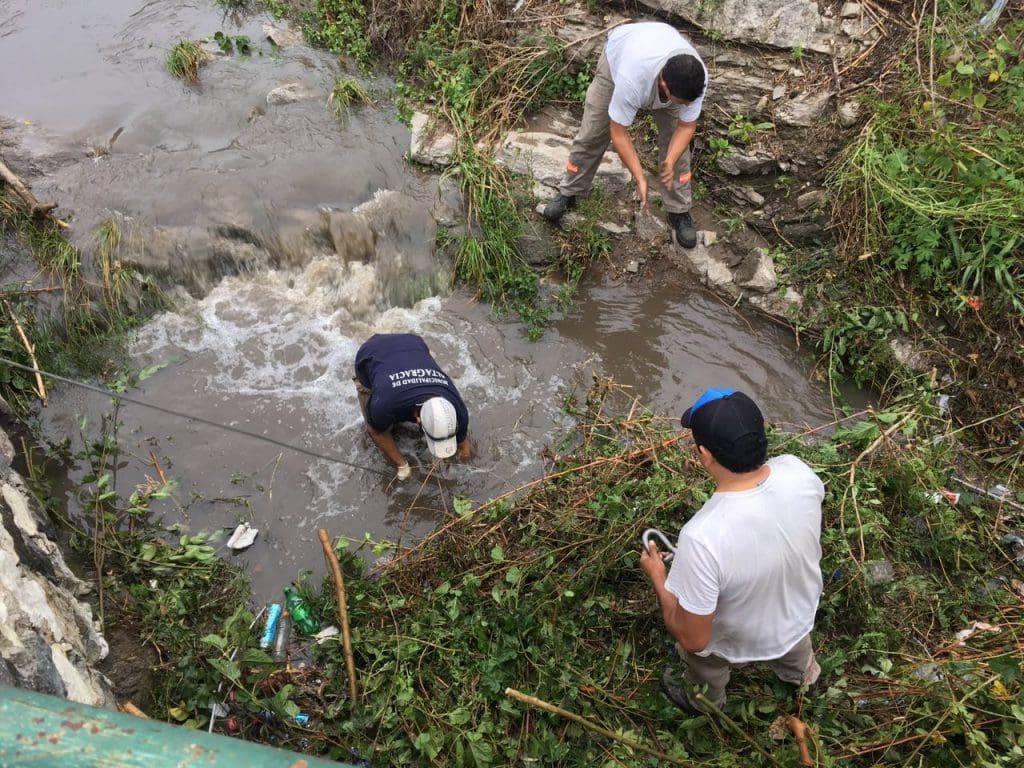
[354,334,469,441]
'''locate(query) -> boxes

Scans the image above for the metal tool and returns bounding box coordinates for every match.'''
[641,528,676,562]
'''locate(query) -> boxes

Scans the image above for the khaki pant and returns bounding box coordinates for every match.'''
[677,633,820,711]
[560,52,692,214]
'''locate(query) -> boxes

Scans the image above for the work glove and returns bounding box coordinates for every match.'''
[396,463,411,481]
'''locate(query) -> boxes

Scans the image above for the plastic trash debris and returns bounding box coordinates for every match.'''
[314,625,340,644]
[293,713,310,726]
[284,585,321,636]
[976,0,1008,34]
[273,611,292,662]
[259,603,283,649]
[209,701,229,718]
[931,489,960,505]
[955,621,998,645]
[226,522,259,551]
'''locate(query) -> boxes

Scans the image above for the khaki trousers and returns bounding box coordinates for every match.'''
[677,633,821,710]
[559,52,692,214]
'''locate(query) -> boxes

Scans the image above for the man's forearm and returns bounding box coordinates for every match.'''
[664,121,696,170]
[609,121,645,183]
[368,428,406,467]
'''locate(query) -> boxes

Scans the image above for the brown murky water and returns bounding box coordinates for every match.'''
[6,1,855,601]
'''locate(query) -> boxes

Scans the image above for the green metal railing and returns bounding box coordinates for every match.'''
[0,686,356,766]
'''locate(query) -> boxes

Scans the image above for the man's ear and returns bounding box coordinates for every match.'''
[695,444,715,467]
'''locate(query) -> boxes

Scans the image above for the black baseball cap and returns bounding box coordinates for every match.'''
[680,389,767,473]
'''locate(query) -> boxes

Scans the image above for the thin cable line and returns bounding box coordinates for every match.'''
[0,356,391,477]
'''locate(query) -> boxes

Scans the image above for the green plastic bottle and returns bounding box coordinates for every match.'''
[283,585,320,636]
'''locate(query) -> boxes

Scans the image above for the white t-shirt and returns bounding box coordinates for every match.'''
[605,22,707,127]
[664,455,824,663]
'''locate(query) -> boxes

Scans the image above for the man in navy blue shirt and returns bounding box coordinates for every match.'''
[354,334,471,479]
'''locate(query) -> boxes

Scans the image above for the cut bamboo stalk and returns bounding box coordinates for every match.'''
[318,528,358,705]
[3,300,46,403]
[505,687,697,767]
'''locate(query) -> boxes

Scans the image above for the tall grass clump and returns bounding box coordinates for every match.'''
[328,77,373,123]
[166,39,204,82]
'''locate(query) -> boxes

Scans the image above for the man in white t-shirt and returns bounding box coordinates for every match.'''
[639,389,825,714]
[541,22,707,249]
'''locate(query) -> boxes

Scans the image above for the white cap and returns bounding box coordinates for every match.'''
[420,397,458,459]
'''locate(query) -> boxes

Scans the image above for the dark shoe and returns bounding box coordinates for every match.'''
[668,211,697,249]
[660,668,706,716]
[542,193,576,222]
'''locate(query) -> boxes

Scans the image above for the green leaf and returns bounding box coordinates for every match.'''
[973,93,987,110]
[989,653,1020,683]
[454,496,474,516]
[955,62,974,75]
[201,634,227,650]
[490,545,505,562]
[209,657,241,683]
[448,707,472,726]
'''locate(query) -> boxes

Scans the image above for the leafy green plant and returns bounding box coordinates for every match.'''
[708,135,732,158]
[166,39,204,82]
[213,31,252,55]
[727,113,774,144]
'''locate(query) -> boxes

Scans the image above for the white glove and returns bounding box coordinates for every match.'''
[396,463,411,481]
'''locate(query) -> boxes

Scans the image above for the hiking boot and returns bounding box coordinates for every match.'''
[668,211,697,249]
[660,668,706,717]
[542,193,576,222]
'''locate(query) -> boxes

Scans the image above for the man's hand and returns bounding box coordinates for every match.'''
[396,462,411,481]
[456,439,473,461]
[637,174,650,212]
[639,540,669,583]
[660,159,675,190]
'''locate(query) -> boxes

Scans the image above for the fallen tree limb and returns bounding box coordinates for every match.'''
[0,158,57,218]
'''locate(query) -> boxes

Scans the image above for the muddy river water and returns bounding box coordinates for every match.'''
[4,0,852,600]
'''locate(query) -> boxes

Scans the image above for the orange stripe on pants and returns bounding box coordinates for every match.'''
[566,161,580,173]
[678,171,692,184]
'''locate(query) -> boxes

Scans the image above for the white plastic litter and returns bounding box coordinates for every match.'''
[315,625,340,644]
[226,522,259,551]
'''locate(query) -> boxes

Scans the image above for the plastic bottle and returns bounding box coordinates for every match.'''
[272,610,292,662]
[283,585,320,636]
[258,603,283,649]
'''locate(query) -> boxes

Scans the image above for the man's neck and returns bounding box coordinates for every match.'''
[712,463,771,493]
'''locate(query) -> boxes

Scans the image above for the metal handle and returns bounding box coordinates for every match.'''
[641,528,675,562]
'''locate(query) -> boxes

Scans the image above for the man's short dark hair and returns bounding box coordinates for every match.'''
[662,54,705,103]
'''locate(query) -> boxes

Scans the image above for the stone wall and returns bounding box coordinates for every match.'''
[0,397,114,706]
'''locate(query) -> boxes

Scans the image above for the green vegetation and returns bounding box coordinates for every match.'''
[213,31,252,55]
[0,194,155,412]
[801,1,1024,459]
[166,39,205,82]
[56,381,1023,766]
[727,113,774,144]
[328,77,373,123]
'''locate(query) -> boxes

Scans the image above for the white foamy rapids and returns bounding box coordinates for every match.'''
[130,254,568,494]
